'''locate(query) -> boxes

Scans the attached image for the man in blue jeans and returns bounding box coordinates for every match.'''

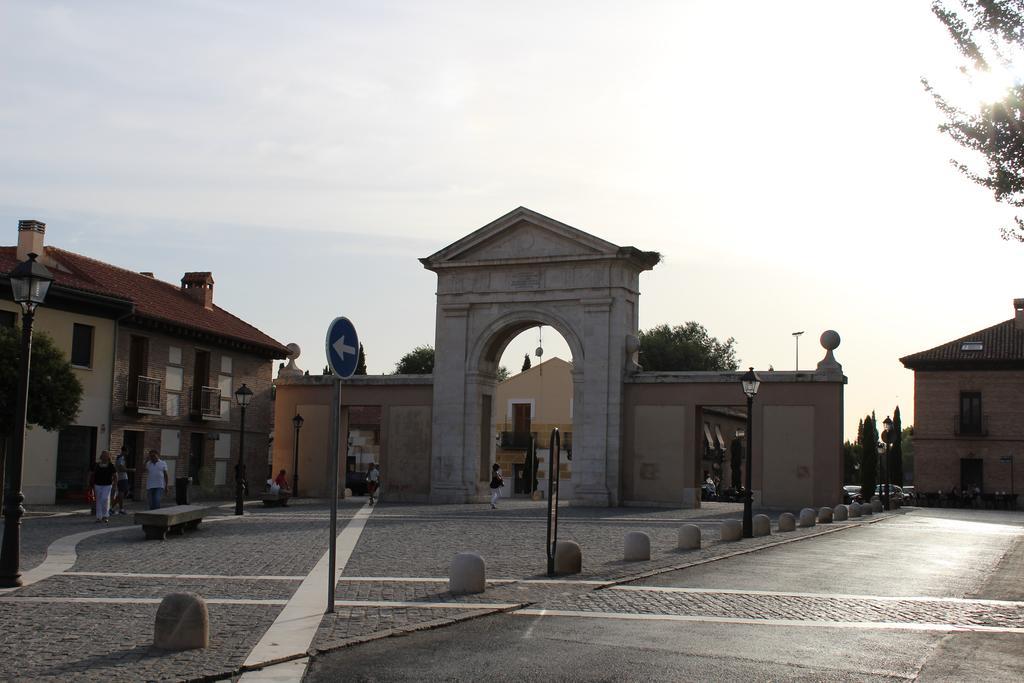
[145,449,169,510]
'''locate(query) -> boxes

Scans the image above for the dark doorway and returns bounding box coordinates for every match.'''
[512,403,531,439]
[961,458,983,492]
[192,350,211,414]
[126,335,149,406]
[189,433,205,483]
[55,426,97,501]
[122,430,144,497]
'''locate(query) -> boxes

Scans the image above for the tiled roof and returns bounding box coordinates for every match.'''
[0,246,288,358]
[900,319,1024,368]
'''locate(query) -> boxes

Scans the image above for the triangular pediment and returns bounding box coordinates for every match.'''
[421,207,620,269]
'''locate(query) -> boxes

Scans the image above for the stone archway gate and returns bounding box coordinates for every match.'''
[420,207,660,505]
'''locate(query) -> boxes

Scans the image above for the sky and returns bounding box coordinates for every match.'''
[2,0,1022,439]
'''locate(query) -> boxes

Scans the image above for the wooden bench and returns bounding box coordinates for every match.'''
[134,505,215,540]
[259,491,290,507]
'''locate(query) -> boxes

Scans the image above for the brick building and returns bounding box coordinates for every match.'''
[900,299,1024,507]
[2,220,288,503]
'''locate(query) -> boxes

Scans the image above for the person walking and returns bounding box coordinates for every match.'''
[489,463,504,509]
[145,449,169,510]
[112,448,130,515]
[366,463,380,505]
[90,451,117,523]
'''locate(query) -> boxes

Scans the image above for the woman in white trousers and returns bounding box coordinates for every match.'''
[91,451,117,522]
[489,463,503,509]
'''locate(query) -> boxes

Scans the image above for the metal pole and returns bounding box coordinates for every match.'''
[743,394,754,538]
[235,404,247,515]
[0,309,35,587]
[883,440,891,510]
[326,377,341,614]
[292,422,301,497]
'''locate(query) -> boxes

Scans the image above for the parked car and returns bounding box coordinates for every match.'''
[874,484,904,504]
[843,484,863,504]
[346,469,368,496]
[902,485,916,503]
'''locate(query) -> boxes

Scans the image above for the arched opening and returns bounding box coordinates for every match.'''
[469,314,583,502]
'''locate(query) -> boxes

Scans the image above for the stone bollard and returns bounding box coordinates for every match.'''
[553,540,582,575]
[678,524,701,550]
[777,513,796,532]
[449,552,486,595]
[833,504,848,521]
[849,502,862,517]
[154,593,208,651]
[343,488,353,498]
[798,508,817,528]
[624,531,651,561]
[719,519,743,541]
[752,514,771,537]
[818,507,833,524]
[871,499,883,513]
[861,504,873,516]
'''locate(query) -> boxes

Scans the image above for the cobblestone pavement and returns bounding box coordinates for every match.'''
[0,498,923,682]
[534,587,1024,629]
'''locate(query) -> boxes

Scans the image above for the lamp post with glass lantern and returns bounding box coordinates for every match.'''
[234,383,253,516]
[881,415,894,510]
[740,367,761,538]
[292,413,304,496]
[0,253,54,587]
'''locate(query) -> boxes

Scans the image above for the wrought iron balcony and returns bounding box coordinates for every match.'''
[499,431,535,450]
[190,385,223,420]
[135,376,162,415]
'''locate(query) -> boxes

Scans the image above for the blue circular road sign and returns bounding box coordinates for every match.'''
[325,317,360,378]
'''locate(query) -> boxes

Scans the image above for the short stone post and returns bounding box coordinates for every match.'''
[833,504,848,521]
[871,499,883,513]
[752,514,771,537]
[553,540,582,575]
[624,531,651,561]
[817,507,833,524]
[798,508,817,528]
[449,552,486,595]
[848,502,862,517]
[719,519,743,541]
[154,593,208,651]
[678,524,701,550]
[861,504,873,516]
[777,512,796,532]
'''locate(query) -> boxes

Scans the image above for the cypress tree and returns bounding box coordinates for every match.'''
[891,406,904,487]
[860,413,878,502]
[522,354,532,372]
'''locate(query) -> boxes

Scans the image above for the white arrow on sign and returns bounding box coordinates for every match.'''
[333,335,356,360]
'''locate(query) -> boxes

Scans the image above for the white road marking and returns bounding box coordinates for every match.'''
[611,585,1024,607]
[335,576,607,586]
[0,596,286,605]
[334,600,517,610]
[241,502,374,669]
[511,609,1024,634]
[64,571,303,581]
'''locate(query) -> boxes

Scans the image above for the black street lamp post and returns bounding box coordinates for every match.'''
[740,367,761,538]
[292,413,304,497]
[881,415,893,511]
[234,383,253,516]
[0,253,54,587]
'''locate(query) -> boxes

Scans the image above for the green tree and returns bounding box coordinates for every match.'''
[638,322,739,371]
[394,345,434,374]
[842,439,862,483]
[891,406,904,487]
[0,327,84,496]
[925,1,1024,241]
[860,413,878,502]
[521,354,532,372]
[355,343,367,375]
[496,366,510,382]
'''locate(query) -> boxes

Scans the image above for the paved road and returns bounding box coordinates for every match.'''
[306,508,1024,682]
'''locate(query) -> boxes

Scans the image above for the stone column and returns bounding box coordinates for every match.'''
[430,304,471,502]
[574,298,614,505]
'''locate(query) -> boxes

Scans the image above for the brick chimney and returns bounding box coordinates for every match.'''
[17,220,45,261]
[1015,298,1024,331]
[181,272,215,310]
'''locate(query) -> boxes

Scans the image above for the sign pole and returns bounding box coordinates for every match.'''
[327,376,340,614]
[323,316,359,615]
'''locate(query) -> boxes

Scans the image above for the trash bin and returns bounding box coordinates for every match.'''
[175,477,190,505]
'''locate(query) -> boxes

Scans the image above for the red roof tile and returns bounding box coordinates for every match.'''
[1,246,288,358]
[900,319,1024,369]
